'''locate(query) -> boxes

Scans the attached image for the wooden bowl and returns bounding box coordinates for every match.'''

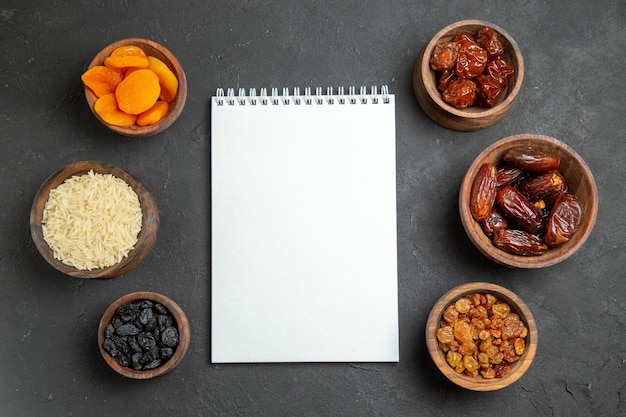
[413,20,524,131]
[426,282,538,391]
[98,292,191,379]
[84,38,187,137]
[459,134,598,268]
[30,161,159,279]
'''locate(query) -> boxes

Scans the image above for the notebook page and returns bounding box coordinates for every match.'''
[211,88,398,363]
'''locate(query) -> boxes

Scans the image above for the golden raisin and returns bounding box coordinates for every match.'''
[436,326,454,344]
[446,350,462,368]
[455,297,472,314]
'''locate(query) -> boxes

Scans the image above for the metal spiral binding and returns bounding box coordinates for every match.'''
[215,85,391,106]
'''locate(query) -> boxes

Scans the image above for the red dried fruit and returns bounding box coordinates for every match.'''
[470,163,498,221]
[482,207,508,237]
[442,77,477,109]
[496,165,525,187]
[453,33,476,43]
[456,41,488,79]
[496,186,545,234]
[495,363,511,378]
[475,74,502,107]
[437,69,456,92]
[430,42,461,71]
[544,193,582,247]
[517,170,567,203]
[502,146,560,172]
[492,229,548,256]
[486,57,514,87]
[476,26,504,59]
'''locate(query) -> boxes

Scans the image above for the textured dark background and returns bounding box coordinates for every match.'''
[1,1,625,416]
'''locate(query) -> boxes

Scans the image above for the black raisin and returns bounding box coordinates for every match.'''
[161,327,179,347]
[115,323,139,336]
[139,308,154,325]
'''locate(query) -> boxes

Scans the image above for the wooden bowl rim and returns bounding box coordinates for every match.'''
[84,37,187,137]
[419,19,524,119]
[29,161,159,279]
[459,134,598,268]
[97,291,191,379]
[425,282,538,391]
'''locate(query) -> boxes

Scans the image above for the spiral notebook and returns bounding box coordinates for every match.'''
[211,86,398,363]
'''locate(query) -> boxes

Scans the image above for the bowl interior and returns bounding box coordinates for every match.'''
[426,282,538,391]
[421,20,523,118]
[97,291,190,379]
[459,134,598,268]
[29,161,159,279]
[84,38,187,137]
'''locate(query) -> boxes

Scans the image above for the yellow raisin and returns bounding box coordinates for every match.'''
[455,297,472,314]
[446,350,463,368]
[436,326,454,344]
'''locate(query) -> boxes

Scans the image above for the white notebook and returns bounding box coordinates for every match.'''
[211,86,398,363]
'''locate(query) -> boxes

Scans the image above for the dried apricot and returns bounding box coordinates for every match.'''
[147,56,178,102]
[93,93,136,127]
[115,69,161,115]
[104,55,149,70]
[81,66,123,98]
[110,45,147,58]
[136,100,169,126]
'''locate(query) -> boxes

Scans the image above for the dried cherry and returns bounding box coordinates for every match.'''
[456,41,488,79]
[442,77,477,108]
[430,42,461,71]
[476,26,504,59]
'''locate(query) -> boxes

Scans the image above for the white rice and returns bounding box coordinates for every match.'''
[42,170,143,270]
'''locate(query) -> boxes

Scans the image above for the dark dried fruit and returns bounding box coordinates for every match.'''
[502,146,560,172]
[102,299,179,372]
[496,186,545,234]
[495,362,511,378]
[115,323,139,336]
[470,163,498,221]
[162,326,179,347]
[456,41,488,79]
[430,42,461,71]
[476,26,504,59]
[544,193,582,247]
[482,207,508,237]
[496,165,525,187]
[442,77,477,109]
[486,57,514,87]
[492,229,548,256]
[517,171,567,204]
[475,74,502,107]
[437,69,456,92]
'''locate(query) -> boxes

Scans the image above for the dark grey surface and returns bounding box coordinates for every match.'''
[1,1,625,416]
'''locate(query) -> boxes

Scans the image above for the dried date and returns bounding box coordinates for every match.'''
[544,193,582,246]
[517,170,567,203]
[496,165,525,187]
[496,186,545,234]
[470,163,498,221]
[482,207,508,237]
[502,146,560,172]
[492,229,548,256]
